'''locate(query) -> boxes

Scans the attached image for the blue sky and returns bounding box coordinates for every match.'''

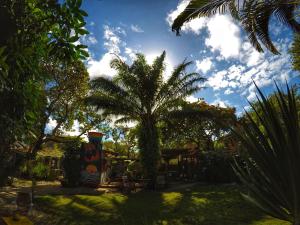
[80,0,299,115]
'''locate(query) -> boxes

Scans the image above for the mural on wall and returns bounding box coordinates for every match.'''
[80,132,103,187]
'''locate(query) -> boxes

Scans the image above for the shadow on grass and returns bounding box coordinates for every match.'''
[32,185,288,225]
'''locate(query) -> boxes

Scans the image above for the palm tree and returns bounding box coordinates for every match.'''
[86,51,205,187]
[172,0,300,54]
[234,83,300,225]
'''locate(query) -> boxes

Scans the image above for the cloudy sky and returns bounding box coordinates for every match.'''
[80,0,299,115]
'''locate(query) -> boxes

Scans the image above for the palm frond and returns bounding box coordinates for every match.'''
[240,1,279,54]
[172,0,235,35]
[90,76,129,97]
[156,60,204,105]
[89,76,142,113]
[275,4,300,33]
[85,94,139,117]
[172,0,300,54]
[114,116,138,125]
[156,71,205,108]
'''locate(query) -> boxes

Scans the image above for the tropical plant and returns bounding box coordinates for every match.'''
[86,51,205,187]
[172,0,300,54]
[234,83,300,225]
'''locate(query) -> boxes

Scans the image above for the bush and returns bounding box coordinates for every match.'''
[18,158,59,181]
[32,162,50,180]
[61,140,82,187]
[198,150,238,183]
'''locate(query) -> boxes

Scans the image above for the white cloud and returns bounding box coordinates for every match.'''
[166,0,190,26]
[164,59,174,81]
[182,18,207,34]
[145,52,174,81]
[206,70,229,90]
[205,15,241,59]
[87,36,98,45]
[125,47,137,60]
[166,0,207,34]
[204,32,295,102]
[88,53,117,79]
[196,58,213,73]
[186,95,198,103]
[224,89,234,95]
[45,118,58,133]
[87,25,127,79]
[211,98,231,108]
[131,24,144,33]
[247,91,257,101]
[279,72,290,82]
[244,105,251,111]
[240,42,264,67]
[103,25,122,54]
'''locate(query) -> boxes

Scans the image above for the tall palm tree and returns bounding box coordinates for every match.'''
[86,51,205,186]
[172,0,300,54]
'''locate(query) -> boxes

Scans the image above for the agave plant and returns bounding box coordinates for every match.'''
[172,0,300,54]
[86,51,205,186]
[234,83,300,225]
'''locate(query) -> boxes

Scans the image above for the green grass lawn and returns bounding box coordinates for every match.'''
[33,185,290,225]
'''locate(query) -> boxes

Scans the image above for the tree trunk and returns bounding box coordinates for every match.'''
[138,118,160,189]
[30,135,45,157]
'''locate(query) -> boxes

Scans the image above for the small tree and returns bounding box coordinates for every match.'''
[234,83,300,225]
[28,59,105,156]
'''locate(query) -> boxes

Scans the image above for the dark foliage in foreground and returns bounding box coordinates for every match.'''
[234,83,300,225]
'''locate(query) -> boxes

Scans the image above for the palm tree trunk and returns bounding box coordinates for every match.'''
[138,118,160,189]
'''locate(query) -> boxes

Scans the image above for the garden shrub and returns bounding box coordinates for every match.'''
[32,162,50,180]
[198,150,238,183]
[18,158,59,181]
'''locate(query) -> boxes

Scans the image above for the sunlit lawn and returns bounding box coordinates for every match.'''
[34,185,290,225]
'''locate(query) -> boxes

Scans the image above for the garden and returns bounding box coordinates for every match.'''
[1,0,300,225]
